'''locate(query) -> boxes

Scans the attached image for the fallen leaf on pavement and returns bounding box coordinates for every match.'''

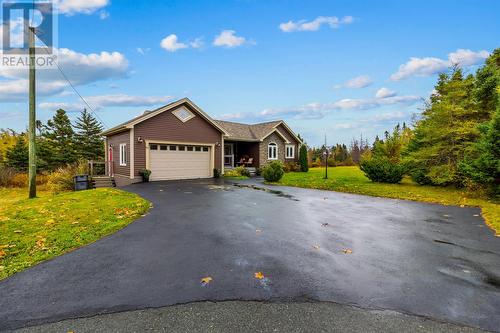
[321,223,329,227]
[254,272,265,280]
[313,245,320,250]
[342,248,353,254]
[200,276,213,285]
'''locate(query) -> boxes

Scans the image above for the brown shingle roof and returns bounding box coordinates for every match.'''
[214,120,283,141]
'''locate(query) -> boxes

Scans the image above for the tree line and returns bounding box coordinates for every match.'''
[360,49,499,195]
[1,109,105,172]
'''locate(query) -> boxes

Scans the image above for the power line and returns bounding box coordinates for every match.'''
[37,41,110,129]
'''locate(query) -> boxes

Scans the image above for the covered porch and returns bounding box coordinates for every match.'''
[223,141,259,169]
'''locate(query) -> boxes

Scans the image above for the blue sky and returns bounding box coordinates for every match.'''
[0,0,498,146]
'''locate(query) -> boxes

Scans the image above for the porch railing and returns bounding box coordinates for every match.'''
[88,160,113,178]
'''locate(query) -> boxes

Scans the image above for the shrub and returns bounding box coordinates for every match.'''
[298,144,308,172]
[283,162,300,173]
[139,169,151,182]
[47,160,88,193]
[409,167,433,185]
[10,173,28,187]
[262,160,284,182]
[224,166,250,178]
[213,168,221,178]
[311,157,322,168]
[360,158,405,183]
[0,165,17,187]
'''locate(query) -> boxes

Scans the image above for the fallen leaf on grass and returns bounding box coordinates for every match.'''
[0,250,6,259]
[45,219,55,226]
[36,237,46,249]
[71,221,79,225]
[342,248,353,254]
[200,276,213,285]
[13,230,22,233]
[254,272,265,280]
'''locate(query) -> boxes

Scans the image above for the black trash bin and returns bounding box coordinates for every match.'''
[74,175,89,191]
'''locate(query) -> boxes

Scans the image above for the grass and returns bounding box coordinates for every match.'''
[273,166,500,235]
[0,188,150,280]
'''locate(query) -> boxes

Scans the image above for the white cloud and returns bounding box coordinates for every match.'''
[55,0,110,15]
[160,34,188,52]
[0,79,67,102]
[218,94,420,122]
[0,48,129,102]
[448,49,490,66]
[390,49,490,81]
[99,10,110,20]
[213,30,248,48]
[137,47,151,55]
[279,16,353,32]
[39,94,173,112]
[375,87,396,99]
[334,75,373,89]
[190,38,204,49]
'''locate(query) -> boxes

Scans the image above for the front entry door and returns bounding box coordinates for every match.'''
[224,143,234,167]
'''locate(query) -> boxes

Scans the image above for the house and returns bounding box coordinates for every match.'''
[101,98,302,185]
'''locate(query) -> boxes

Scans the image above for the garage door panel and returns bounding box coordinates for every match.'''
[149,145,211,180]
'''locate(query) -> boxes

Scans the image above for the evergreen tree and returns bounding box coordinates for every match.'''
[5,136,28,171]
[299,144,309,172]
[42,109,77,168]
[460,104,500,194]
[74,109,104,161]
[404,67,479,185]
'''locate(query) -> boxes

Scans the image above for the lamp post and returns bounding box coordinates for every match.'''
[323,149,328,179]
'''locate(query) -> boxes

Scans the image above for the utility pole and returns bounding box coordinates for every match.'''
[28,26,36,198]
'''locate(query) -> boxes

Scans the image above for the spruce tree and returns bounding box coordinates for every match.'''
[5,136,29,171]
[74,109,104,161]
[42,109,77,168]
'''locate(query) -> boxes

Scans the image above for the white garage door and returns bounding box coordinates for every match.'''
[149,144,211,181]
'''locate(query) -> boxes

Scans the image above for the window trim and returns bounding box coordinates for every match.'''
[285,144,295,159]
[268,142,278,160]
[119,143,127,166]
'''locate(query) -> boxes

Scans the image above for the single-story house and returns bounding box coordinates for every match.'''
[101,98,302,185]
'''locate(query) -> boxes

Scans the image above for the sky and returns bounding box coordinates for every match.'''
[0,0,498,146]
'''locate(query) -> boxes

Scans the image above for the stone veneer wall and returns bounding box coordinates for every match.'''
[259,132,286,167]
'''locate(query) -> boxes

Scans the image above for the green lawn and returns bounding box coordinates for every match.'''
[274,167,500,235]
[0,188,150,280]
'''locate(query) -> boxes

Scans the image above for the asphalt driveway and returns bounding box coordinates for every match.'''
[0,178,499,331]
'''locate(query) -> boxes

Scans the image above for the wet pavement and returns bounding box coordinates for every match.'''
[0,178,499,331]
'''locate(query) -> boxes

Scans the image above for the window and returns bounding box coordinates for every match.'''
[195,146,201,152]
[178,146,186,151]
[187,146,194,151]
[169,145,177,151]
[150,144,158,150]
[172,107,195,122]
[268,142,277,160]
[285,145,295,158]
[160,145,168,151]
[119,143,127,166]
[202,147,209,152]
